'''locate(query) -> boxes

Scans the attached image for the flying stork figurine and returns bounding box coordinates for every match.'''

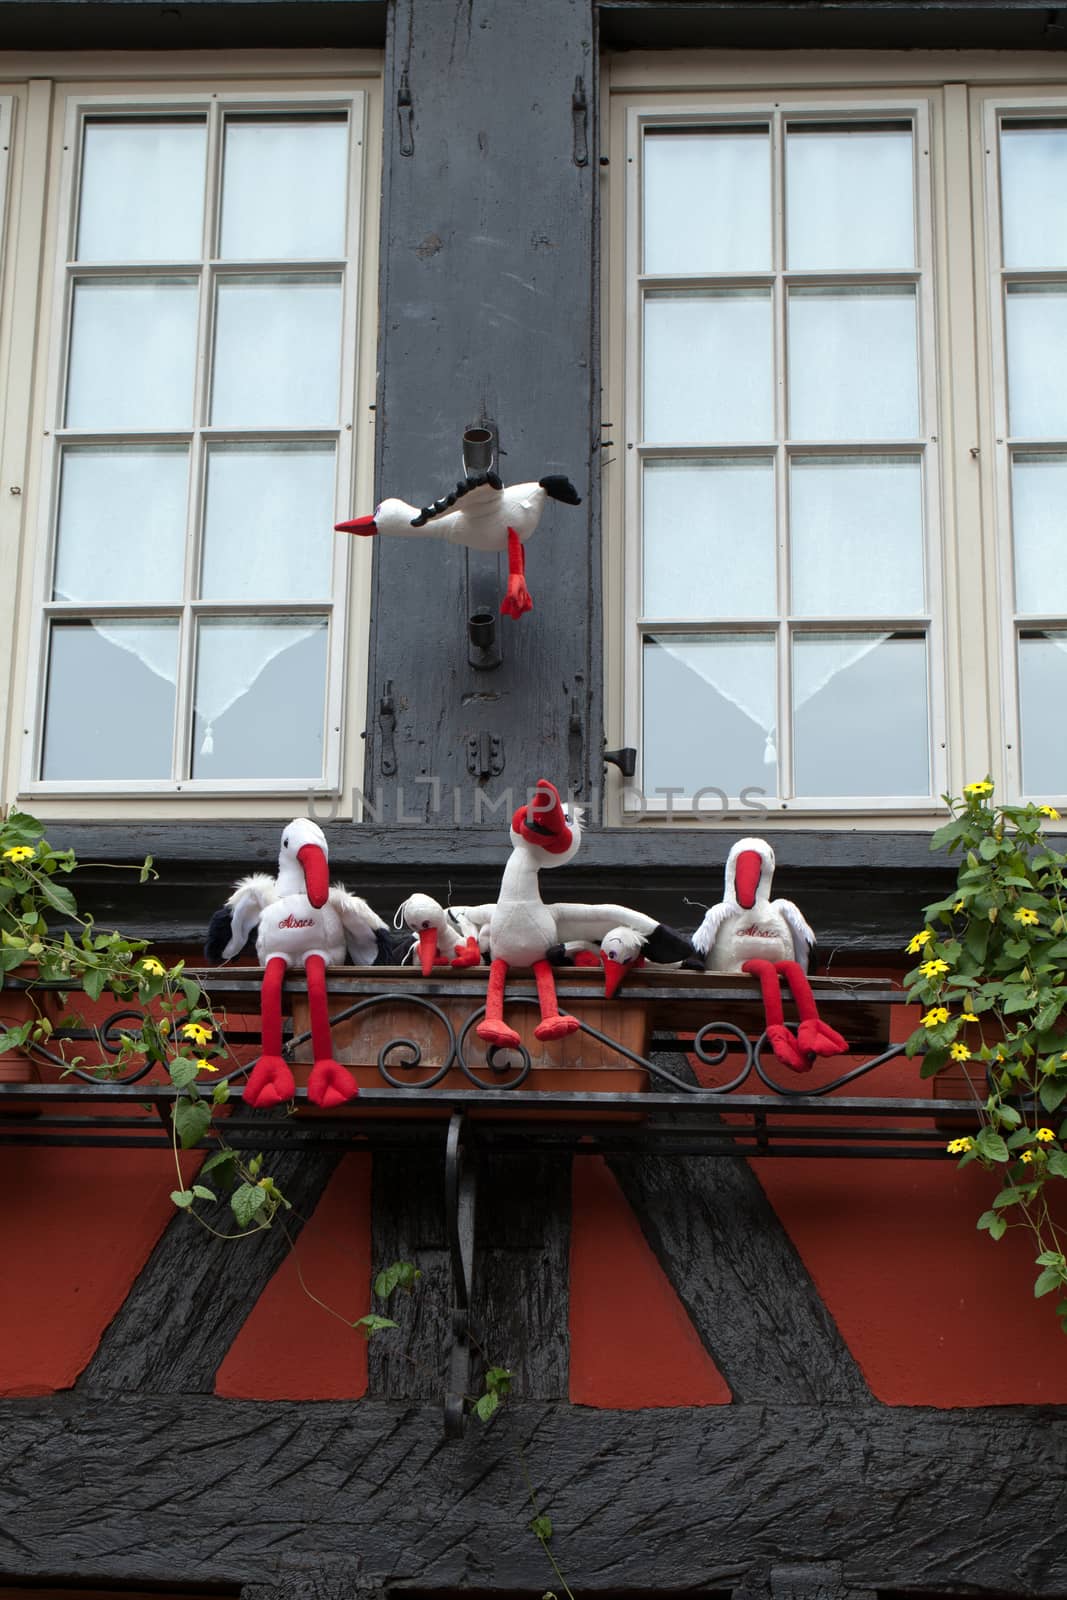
[691,837,849,1072]
[460,779,693,1048]
[207,819,393,1109]
[335,469,581,619]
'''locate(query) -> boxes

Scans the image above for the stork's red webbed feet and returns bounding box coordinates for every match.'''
[451,935,482,968]
[742,957,849,1072]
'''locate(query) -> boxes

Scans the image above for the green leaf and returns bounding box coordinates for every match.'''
[374,1260,422,1300]
[1046,1149,1067,1178]
[353,1314,399,1338]
[181,977,202,1010]
[1036,1250,1066,1268]
[170,1189,194,1208]
[975,1127,1010,1163]
[191,1184,216,1201]
[474,1391,500,1423]
[1035,1267,1064,1298]
[82,966,108,1002]
[139,855,155,883]
[978,1210,1008,1240]
[172,1097,211,1149]
[1040,1081,1067,1114]
[930,817,968,852]
[484,1365,513,1395]
[1036,999,1065,1033]
[35,877,77,918]
[231,1182,267,1227]
[212,1080,231,1105]
[993,1185,1028,1209]
[201,1147,236,1176]
[169,1057,199,1089]
[529,1516,553,1542]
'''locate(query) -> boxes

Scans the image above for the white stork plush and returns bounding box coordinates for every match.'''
[214,819,389,1109]
[397,893,484,975]
[460,778,693,1048]
[692,837,848,1072]
[335,470,580,618]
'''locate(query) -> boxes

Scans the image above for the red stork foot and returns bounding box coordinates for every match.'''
[500,576,533,618]
[534,1013,581,1042]
[244,1055,296,1108]
[451,936,482,968]
[766,1023,813,1073]
[477,1018,523,1050]
[307,1059,360,1108]
[797,1018,849,1058]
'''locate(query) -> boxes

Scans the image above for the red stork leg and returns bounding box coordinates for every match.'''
[741,957,811,1073]
[477,958,523,1048]
[500,527,533,619]
[532,959,580,1041]
[244,955,297,1107]
[304,953,360,1108]
[777,959,849,1060]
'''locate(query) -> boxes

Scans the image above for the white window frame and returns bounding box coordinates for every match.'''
[980,88,1067,807]
[14,75,377,805]
[609,87,945,820]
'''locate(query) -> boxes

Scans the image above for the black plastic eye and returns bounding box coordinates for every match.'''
[283,836,289,849]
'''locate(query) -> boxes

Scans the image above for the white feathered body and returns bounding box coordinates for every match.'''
[700,900,808,973]
[378,482,551,553]
[223,874,386,968]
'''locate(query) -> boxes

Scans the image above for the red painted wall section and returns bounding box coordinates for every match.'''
[569,1155,731,1408]
[215,1152,371,1401]
[0,1147,179,1396]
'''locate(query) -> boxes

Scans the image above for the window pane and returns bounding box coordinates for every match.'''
[793,632,929,796]
[211,275,342,427]
[42,619,177,780]
[789,287,918,441]
[77,119,206,262]
[1001,123,1067,271]
[644,290,773,443]
[786,123,914,270]
[220,115,348,260]
[643,458,776,618]
[790,455,924,616]
[643,632,777,798]
[201,442,336,600]
[66,278,198,430]
[54,446,188,604]
[1005,284,1067,438]
[1012,454,1067,613]
[1019,633,1067,794]
[643,128,771,274]
[193,616,328,779]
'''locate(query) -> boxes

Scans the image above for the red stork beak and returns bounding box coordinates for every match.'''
[734,849,763,910]
[417,927,439,976]
[601,949,628,999]
[512,778,573,855]
[297,843,330,909]
[334,515,378,536]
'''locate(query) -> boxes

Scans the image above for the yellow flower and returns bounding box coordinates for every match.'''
[921,1007,950,1029]
[950,1042,972,1062]
[1036,1127,1056,1143]
[906,930,933,954]
[181,1021,213,1046]
[946,1137,973,1154]
[141,957,165,976]
[919,958,950,978]
[196,1057,218,1074]
[963,780,994,797]
[1013,907,1039,926]
[1039,806,1061,821]
[961,1012,979,1022]
[953,899,965,913]
[1021,1150,1036,1164]
[2,845,36,863]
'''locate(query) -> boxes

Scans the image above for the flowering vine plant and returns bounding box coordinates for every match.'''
[904,781,1067,1328]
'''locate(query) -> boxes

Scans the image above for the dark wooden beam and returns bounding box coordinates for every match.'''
[78,1137,342,1394]
[2,1397,1066,1591]
[0,0,386,47]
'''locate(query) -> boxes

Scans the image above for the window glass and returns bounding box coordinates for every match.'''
[643,458,776,620]
[643,632,777,799]
[42,620,178,780]
[786,122,915,270]
[644,127,771,274]
[220,114,349,259]
[77,118,206,261]
[54,446,188,604]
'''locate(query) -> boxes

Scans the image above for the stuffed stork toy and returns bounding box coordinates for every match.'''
[397,893,484,975]
[460,779,693,1049]
[207,819,394,1109]
[692,837,848,1072]
[335,470,580,619]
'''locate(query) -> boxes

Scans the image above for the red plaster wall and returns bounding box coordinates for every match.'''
[0,1146,179,1396]
[569,1154,732,1408]
[215,1152,372,1401]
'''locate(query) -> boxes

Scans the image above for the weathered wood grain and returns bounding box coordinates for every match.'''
[607,1060,870,1405]
[2,1396,1066,1592]
[78,1137,342,1394]
[369,1147,570,1400]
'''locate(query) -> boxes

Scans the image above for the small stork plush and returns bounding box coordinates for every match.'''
[692,837,849,1072]
[209,819,391,1109]
[397,893,484,974]
[335,470,580,618]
